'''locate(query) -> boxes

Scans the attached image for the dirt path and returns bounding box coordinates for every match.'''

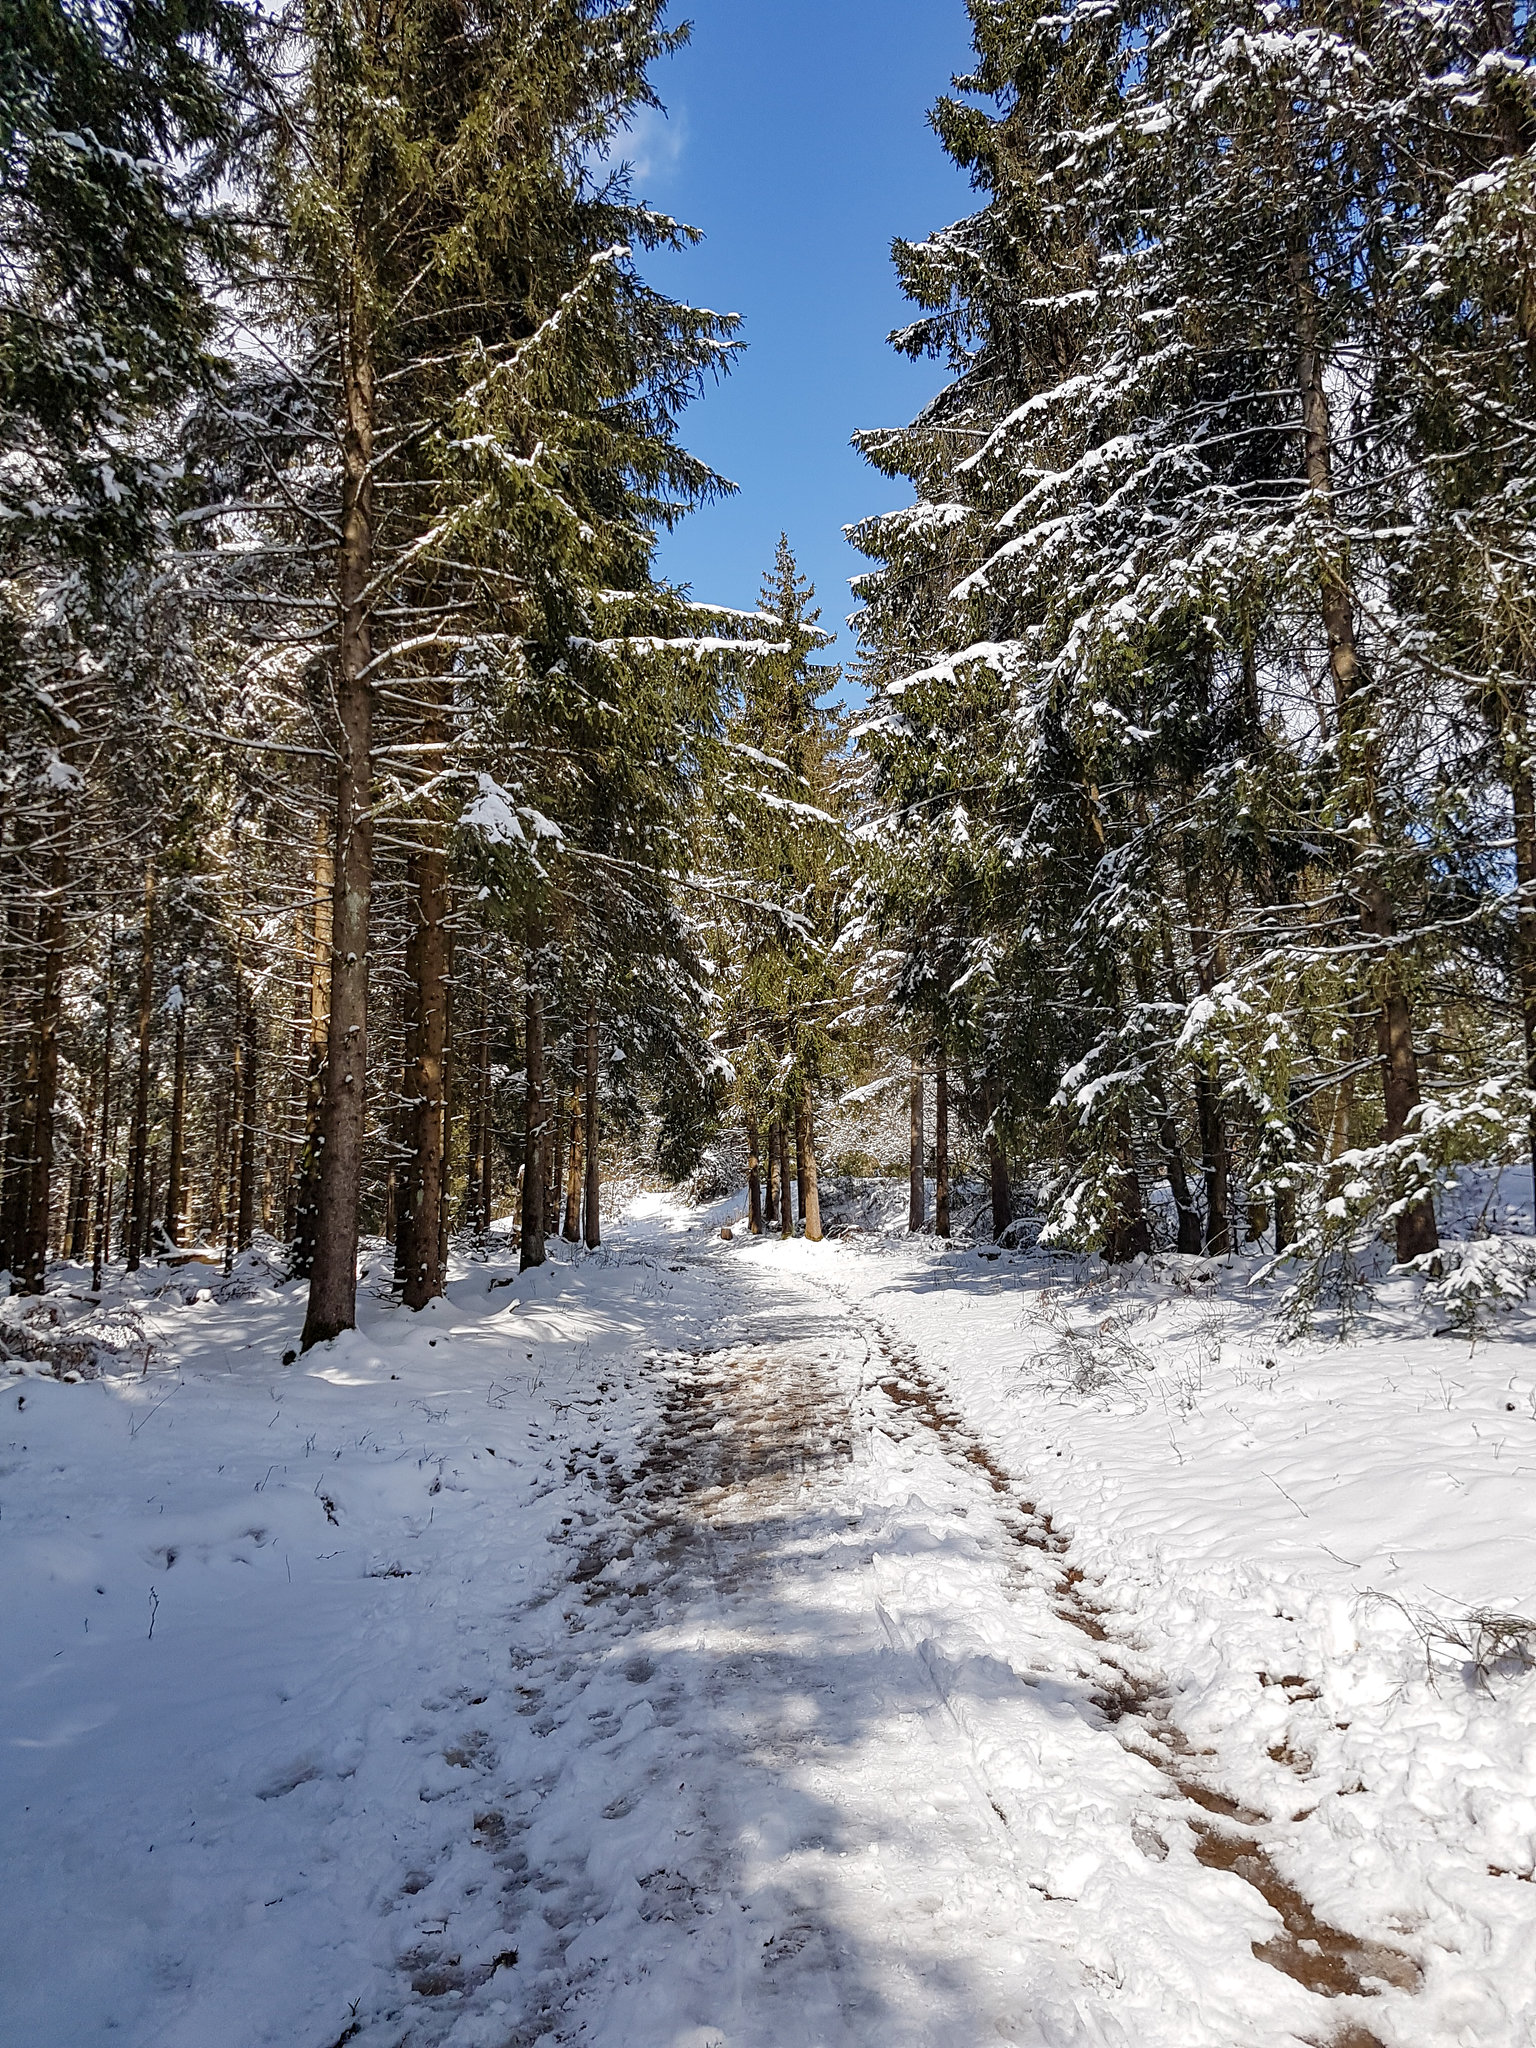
[455,1244,1423,2048]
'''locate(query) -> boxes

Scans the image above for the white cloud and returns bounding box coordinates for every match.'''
[598,101,687,187]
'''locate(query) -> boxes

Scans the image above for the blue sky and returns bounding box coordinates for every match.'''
[629,0,978,677]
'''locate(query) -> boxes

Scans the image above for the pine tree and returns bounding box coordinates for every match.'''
[854,0,1535,1276]
[222,0,738,1337]
[702,539,850,1241]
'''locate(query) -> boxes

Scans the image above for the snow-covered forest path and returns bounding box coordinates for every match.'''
[4,1198,1532,2048]
[483,1235,1419,2048]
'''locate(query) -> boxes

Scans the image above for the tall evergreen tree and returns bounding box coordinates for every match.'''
[855,0,1536,1278]
[232,0,735,1341]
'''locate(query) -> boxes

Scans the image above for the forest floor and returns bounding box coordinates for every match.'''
[3,1186,1535,2048]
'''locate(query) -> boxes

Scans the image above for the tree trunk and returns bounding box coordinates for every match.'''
[223,1055,240,1276]
[794,1101,808,1230]
[1104,1113,1152,1264]
[1194,1073,1231,1257]
[237,993,258,1253]
[67,1072,95,1259]
[519,962,546,1271]
[935,1044,950,1238]
[798,1097,823,1242]
[1363,880,1439,1260]
[477,986,493,1238]
[985,1084,1011,1241]
[1293,254,1436,1265]
[764,1122,778,1226]
[291,826,333,1278]
[63,1158,83,1262]
[1499,699,1536,1189]
[301,299,376,1350]
[165,981,187,1247]
[436,937,454,1287]
[463,981,482,1243]
[481,1013,494,1238]
[547,1052,565,1244]
[399,840,449,1308]
[778,1122,792,1239]
[390,1011,414,1287]
[1148,935,1205,1253]
[1274,1171,1297,1253]
[746,1110,763,1234]
[21,832,68,1292]
[1181,865,1232,1257]
[124,864,156,1272]
[908,1055,926,1231]
[1156,1097,1203,1255]
[583,1002,600,1249]
[91,936,116,1293]
[96,1132,116,1290]
[562,1080,582,1242]
[0,898,36,1275]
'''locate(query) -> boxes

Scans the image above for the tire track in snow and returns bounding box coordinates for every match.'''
[832,1279,1422,2048]
[373,1253,924,2048]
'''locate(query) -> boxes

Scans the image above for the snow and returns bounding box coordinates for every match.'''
[2,1195,1534,2046]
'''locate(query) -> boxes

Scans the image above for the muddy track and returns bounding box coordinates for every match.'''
[840,1293,1421,2048]
[452,1337,860,2048]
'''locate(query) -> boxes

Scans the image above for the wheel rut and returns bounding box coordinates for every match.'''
[841,1290,1422,2048]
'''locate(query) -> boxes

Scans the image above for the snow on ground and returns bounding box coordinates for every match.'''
[2,1190,1534,2047]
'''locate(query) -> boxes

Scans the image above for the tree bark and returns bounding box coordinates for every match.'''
[794,1100,808,1230]
[1104,1113,1152,1264]
[97,1137,116,1289]
[236,992,258,1253]
[583,1002,600,1249]
[798,1097,823,1242]
[67,1072,95,1259]
[91,933,116,1292]
[519,960,546,1271]
[291,826,333,1279]
[935,1044,950,1238]
[562,1078,583,1242]
[908,1055,926,1231]
[165,979,187,1247]
[1149,933,1205,1252]
[764,1122,778,1226]
[399,839,449,1308]
[302,292,376,1349]
[1497,696,1536,1187]
[984,1080,1012,1242]
[1273,1174,1297,1253]
[477,986,493,1238]
[1194,1073,1231,1257]
[777,1122,792,1239]
[223,1054,240,1276]
[1363,880,1439,1259]
[547,1050,565,1245]
[21,832,68,1292]
[124,863,156,1272]
[0,897,36,1274]
[436,936,454,1286]
[1156,1096,1203,1255]
[746,1110,763,1234]
[1181,865,1232,1257]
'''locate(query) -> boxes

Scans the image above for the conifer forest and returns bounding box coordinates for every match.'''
[4,3,1536,2045]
